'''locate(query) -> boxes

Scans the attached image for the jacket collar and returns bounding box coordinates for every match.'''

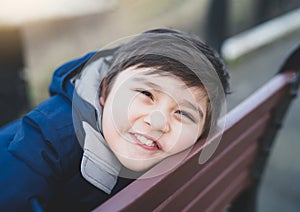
[72,50,122,194]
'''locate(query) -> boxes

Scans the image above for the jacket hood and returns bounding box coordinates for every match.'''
[49,52,96,102]
[49,49,122,194]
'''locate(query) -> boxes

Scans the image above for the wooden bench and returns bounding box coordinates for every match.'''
[94,44,300,212]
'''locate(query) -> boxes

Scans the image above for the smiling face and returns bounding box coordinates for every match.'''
[100,66,208,172]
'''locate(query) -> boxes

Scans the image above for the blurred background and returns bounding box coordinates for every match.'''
[1,0,300,211]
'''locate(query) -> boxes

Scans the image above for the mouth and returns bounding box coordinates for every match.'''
[130,133,161,151]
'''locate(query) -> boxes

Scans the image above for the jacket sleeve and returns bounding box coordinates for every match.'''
[0,95,81,211]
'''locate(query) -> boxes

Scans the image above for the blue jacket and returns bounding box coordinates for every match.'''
[0,52,132,211]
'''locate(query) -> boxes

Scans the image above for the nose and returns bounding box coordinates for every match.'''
[144,110,170,132]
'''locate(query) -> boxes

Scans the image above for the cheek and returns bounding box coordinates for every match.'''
[127,95,151,126]
[104,90,133,133]
[167,124,201,153]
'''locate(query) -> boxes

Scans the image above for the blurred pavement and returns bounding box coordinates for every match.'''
[226,29,300,212]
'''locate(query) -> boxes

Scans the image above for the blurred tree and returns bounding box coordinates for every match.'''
[0,28,29,126]
[205,0,300,53]
[205,0,229,53]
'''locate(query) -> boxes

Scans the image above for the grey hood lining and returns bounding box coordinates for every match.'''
[72,53,121,194]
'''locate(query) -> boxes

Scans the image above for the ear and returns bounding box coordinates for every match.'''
[100,96,105,106]
[99,77,107,106]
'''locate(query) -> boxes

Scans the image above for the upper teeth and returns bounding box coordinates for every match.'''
[136,134,155,147]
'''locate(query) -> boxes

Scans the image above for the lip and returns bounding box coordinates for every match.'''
[129,133,161,151]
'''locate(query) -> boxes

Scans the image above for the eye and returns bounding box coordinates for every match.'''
[137,90,154,100]
[176,110,195,122]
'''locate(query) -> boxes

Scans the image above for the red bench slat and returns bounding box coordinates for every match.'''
[94,71,296,212]
[154,113,269,211]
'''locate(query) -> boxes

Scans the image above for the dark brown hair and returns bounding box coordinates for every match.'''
[101,28,230,138]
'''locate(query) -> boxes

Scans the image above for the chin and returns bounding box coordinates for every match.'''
[119,157,157,172]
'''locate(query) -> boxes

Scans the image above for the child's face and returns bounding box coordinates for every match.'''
[100,66,208,172]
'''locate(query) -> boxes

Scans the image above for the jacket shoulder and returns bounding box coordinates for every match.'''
[9,95,82,179]
[0,94,83,210]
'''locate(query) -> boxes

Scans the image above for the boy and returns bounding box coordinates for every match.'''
[0,28,230,211]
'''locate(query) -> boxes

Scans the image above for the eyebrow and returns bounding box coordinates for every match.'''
[132,77,163,90]
[180,100,204,118]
